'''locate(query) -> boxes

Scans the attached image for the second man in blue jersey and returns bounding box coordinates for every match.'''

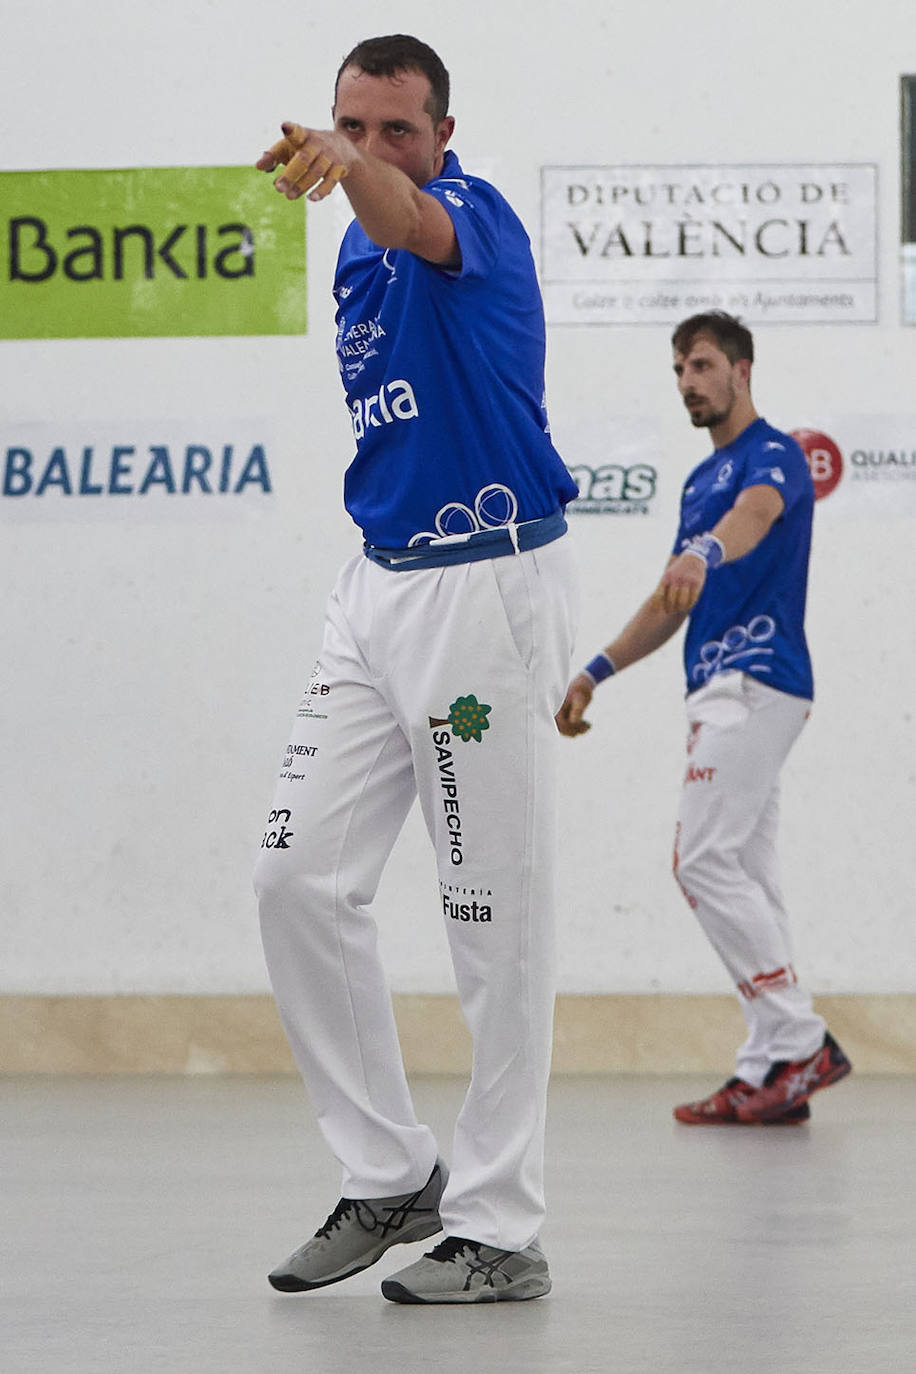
[557,311,851,1127]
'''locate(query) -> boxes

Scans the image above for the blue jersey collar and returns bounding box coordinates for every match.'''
[427,149,464,186]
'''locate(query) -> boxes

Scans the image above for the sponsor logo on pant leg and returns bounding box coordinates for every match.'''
[737,966,798,1001]
[428,694,493,867]
[429,694,492,743]
[296,661,332,721]
[683,764,717,784]
[280,741,318,782]
[672,821,698,910]
[440,881,493,924]
[261,808,294,850]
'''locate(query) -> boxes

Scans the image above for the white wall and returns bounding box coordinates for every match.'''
[1,0,914,995]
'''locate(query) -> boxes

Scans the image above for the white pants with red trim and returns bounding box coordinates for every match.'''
[673,671,826,1087]
[254,540,577,1251]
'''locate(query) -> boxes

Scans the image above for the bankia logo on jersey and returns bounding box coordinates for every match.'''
[1,420,274,519]
[349,378,419,443]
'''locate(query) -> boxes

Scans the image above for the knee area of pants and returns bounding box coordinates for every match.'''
[673,845,719,888]
[253,854,318,910]
[253,853,284,907]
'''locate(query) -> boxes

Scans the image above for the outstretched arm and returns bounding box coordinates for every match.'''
[256,123,458,265]
[556,576,687,737]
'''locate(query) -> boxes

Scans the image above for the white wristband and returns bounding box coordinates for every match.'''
[684,532,725,569]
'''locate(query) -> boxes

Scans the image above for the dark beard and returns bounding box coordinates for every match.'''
[690,407,729,430]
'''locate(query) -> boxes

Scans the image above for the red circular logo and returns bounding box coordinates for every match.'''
[790,429,844,500]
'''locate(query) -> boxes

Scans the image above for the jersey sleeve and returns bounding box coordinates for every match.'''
[671,516,689,556]
[740,434,813,513]
[424,176,503,281]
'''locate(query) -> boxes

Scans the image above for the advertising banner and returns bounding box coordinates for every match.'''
[902,75,916,324]
[0,167,306,338]
[563,417,663,516]
[541,163,877,326]
[1,419,276,520]
[792,418,916,515]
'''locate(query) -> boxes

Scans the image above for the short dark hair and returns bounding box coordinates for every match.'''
[671,310,754,365]
[334,34,450,124]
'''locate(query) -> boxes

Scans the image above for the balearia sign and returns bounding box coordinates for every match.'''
[0,420,275,520]
[0,166,306,338]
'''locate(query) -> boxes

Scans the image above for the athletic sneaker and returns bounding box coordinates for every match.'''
[268,1157,447,1292]
[381,1234,552,1304]
[674,1076,810,1125]
[736,1031,852,1123]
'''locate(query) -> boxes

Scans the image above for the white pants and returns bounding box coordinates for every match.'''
[254,539,578,1250]
[673,671,826,1087]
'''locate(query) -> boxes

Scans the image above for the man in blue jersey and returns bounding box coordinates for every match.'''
[253,35,578,1303]
[557,311,851,1127]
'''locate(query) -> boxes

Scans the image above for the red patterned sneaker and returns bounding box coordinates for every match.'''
[735,1032,852,1124]
[674,1077,810,1125]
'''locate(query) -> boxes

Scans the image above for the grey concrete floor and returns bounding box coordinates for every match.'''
[2,1073,914,1374]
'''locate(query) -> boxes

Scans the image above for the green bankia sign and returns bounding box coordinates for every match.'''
[0,166,306,338]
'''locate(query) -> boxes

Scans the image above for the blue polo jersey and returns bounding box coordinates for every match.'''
[332,150,578,548]
[674,418,814,700]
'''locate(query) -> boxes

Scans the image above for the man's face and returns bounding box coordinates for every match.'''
[673,334,747,431]
[333,65,454,187]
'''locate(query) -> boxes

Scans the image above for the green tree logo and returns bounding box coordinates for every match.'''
[447,694,492,743]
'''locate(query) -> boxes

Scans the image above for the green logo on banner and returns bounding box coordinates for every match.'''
[0,166,306,338]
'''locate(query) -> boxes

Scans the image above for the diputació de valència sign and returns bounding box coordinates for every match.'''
[540,163,877,325]
[0,166,306,338]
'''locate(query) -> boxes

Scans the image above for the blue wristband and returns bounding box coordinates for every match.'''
[583,652,616,686]
[685,532,725,570]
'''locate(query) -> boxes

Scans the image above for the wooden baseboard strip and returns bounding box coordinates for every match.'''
[1,993,914,1075]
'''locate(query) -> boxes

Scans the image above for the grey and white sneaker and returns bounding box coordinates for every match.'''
[268,1158,447,1292]
[381,1234,551,1304]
